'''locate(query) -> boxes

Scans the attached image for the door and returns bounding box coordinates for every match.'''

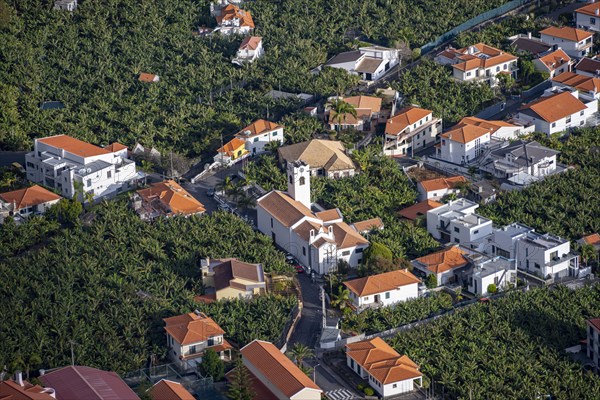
[374,294,380,303]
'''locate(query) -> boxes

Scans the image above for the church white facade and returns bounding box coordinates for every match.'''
[256,161,371,275]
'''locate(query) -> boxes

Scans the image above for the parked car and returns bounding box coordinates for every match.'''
[294,264,305,274]
[285,254,297,264]
[206,187,215,197]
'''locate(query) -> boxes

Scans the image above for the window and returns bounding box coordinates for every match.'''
[566,116,571,124]
[253,137,259,142]
[107,171,112,178]
[592,17,596,25]
[341,250,350,256]
[303,247,306,256]
[38,151,42,157]
[442,139,446,145]
[364,296,369,301]
[289,175,293,184]
[504,64,508,70]
[580,110,585,116]
[551,122,556,128]
[26,162,34,168]
[393,384,397,388]
[189,345,196,354]
[356,248,363,253]
[87,179,92,187]
[466,71,471,77]
[550,251,558,260]
[496,66,500,72]
[385,292,390,299]
[455,238,460,243]
[299,176,305,185]
[534,263,541,269]
[270,218,273,228]
[273,132,278,136]
[454,227,459,233]
[474,229,479,235]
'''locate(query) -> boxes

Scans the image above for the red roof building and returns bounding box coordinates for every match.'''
[0,185,61,221]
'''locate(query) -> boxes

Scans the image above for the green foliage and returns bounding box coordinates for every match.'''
[342,291,456,334]
[0,215,60,258]
[357,383,366,391]
[363,387,375,396]
[199,348,224,381]
[388,285,600,399]
[0,200,295,372]
[487,283,497,294]
[289,342,313,366]
[364,242,393,261]
[480,127,600,239]
[227,357,255,400]
[243,154,287,192]
[45,198,83,226]
[425,274,438,289]
[392,60,498,126]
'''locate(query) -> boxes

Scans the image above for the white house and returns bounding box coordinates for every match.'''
[411,246,471,286]
[426,198,493,245]
[238,340,322,400]
[456,116,534,141]
[277,139,356,178]
[346,337,422,397]
[256,161,370,274]
[54,0,77,11]
[552,71,600,100]
[0,185,61,223]
[211,2,254,35]
[327,95,382,131]
[586,318,600,373]
[416,176,467,201]
[436,43,518,87]
[533,48,572,78]
[540,26,593,59]
[325,46,399,81]
[234,119,284,155]
[232,36,264,65]
[574,57,600,77]
[438,123,491,164]
[383,106,442,156]
[467,256,517,296]
[515,89,598,135]
[486,222,534,259]
[26,135,140,202]
[480,140,560,185]
[343,269,420,310]
[515,231,579,279]
[576,2,600,32]
[163,311,232,370]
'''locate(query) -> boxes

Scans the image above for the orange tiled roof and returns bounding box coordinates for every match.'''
[137,180,205,216]
[239,36,262,51]
[540,26,593,42]
[139,73,158,82]
[332,222,369,249]
[458,116,519,133]
[241,340,322,398]
[385,107,433,136]
[344,269,421,297]
[537,48,570,71]
[414,246,469,274]
[352,217,384,233]
[450,43,517,71]
[38,134,110,158]
[0,185,61,210]
[149,380,194,400]
[577,2,600,17]
[105,142,128,152]
[440,123,491,144]
[343,96,382,113]
[418,176,467,192]
[217,4,255,28]
[257,191,315,228]
[520,91,587,123]
[315,208,343,222]
[163,312,225,346]
[553,71,600,93]
[235,119,282,138]
[399,200,443,220]
[293,220,324,241]
[217,138,247,157]
[346,337,421,385]
[0,379,55,400]
[582,233,600,246]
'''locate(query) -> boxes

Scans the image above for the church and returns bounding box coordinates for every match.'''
[257,160,375,275]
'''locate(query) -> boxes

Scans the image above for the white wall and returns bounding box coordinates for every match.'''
[440,133,490,164]
[242,127,284,155]
[577,12,600,32]
[540,33,593,58]
[515,239,571,278]
[256,203,292,252]
[382,378,417,397]
[517,98,597,135]
[449,218,493,245]
[352,282,419,308]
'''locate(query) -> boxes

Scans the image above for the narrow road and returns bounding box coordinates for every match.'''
[289,273,321,349]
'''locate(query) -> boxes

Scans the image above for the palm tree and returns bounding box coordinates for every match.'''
[215,176,235,196]
[237,194,256,211]
[330,285,350,311]
[289,343,313,367]
[580,243,597,266]
[329,98,357,132]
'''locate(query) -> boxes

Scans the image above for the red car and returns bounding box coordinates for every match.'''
[294,264,305,274]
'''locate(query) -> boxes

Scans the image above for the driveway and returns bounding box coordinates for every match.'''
[289,273,322,349]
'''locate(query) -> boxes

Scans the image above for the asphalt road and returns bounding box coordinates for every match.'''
[0,151,27,167]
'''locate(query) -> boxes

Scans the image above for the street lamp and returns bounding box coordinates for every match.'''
[313,363,320,385]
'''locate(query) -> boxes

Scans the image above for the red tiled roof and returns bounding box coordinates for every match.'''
[553,72,600,93]
[40,366,140,400]
[540,26,593,42]
[138,73,159,82]
[38,135,109,158]
[352,217,384,233]
[385,107,433,136]
[536,48,570,71]
[216,4,255,28]
[399,200,443,220]
[163,312,225,346]
[577,2,600,17]
[346,337,421,385]
[0,185,61,210]
[448,43,517,71]
[239,36,262,51]
[582,233,600,246]
[257,191,314,228]
[519,91,587,123]
[105,142,128,152]
[414,246,469,274]
[418,176,467,192]
[235,119,282,138]
[315,208,343,222]
[331,222,369,249]
[240,340,322,398]
[344,269,421,297]
[0,379,55,400]
[440,123,491,144]
[148,380,194,400]
[137,180,205,216]
[217,138,247,157]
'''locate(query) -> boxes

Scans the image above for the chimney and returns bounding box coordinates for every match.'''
[527,32,532,39]
[39,369,46,376]
[596,8,599,16]
[15,371,23,386]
